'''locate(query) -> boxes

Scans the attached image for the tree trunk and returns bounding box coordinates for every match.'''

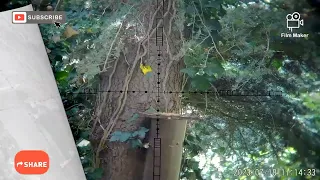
[91,0,186,179]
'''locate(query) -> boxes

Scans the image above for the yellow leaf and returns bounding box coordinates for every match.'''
[63,25,79,38]
[87,28,93,33]
[140,64,152,75]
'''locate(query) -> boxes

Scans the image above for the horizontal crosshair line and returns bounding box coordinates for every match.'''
[69,90,283,96]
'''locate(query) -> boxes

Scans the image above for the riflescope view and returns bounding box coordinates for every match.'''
[1,0,320,179]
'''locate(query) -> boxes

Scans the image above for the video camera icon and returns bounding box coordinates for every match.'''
[286,12,303,32]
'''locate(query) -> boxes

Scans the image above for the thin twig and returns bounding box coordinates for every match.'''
[54,0,62,11]
[102,6,134,70]
[193,2,225,62]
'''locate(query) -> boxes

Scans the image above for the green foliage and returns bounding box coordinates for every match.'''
[180,45,225,91]
[40,0,320,179]
[127,113,140,123]
[109,127,149,148]
[145,106,157,113]
[180,1,320,179]
[302,92,320,112]
[271,59,283,70]
[39,0,108,179]
[49,48,102,179]
[181,122,213,179]
[190,75,212,91]
[184,0,239,45]
[204,63,224,77]
[130,139,143,149]
[180,0,235,93]
[132,127,149,139]
[86,168,104,180]
[180,67,198,78]
[110,131,132,142]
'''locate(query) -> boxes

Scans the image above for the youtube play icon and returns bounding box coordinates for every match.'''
[12,12,27,24]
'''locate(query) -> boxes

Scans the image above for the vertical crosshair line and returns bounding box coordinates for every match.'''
[154,0,164,180]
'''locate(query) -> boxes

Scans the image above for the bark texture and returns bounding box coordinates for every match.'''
[91,0,185,179]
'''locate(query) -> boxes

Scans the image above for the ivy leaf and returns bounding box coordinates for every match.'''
[204,61,225,77]
[132,127,149,139]
[119,132,132,142]
[109,131,122,142]
[181,67,198,78]
[66,107,79,116]
[138,127,149,138]
[271,59,282,69]
[64,64,73,72]
[132,131,139,137]
[191,75,211,91]
[219,147,226,154]
[80,131,90,139]
[128,113,139,123]
[110,131,132,142]
[145,106,157,113]
[203,67,215,76]
[109,135,120,142]
[130,139,143,148]
[55,71,69,81]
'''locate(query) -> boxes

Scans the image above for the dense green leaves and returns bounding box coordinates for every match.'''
[40,0,106,179]
[302,92,320,111]
[204,1,222,8]
[181,0,320,179]
[191,75,211,91]
[109,127,149,148]
[132,127,149,139]
[271,59,283,69]
[130,139,143,148]
[205,19,222,31]
[204,62,225,77]
[86,168,104,180]
[42,0,320,180]
[110,131,132,142]
[55,71,69,81]
[180,67,198,78]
